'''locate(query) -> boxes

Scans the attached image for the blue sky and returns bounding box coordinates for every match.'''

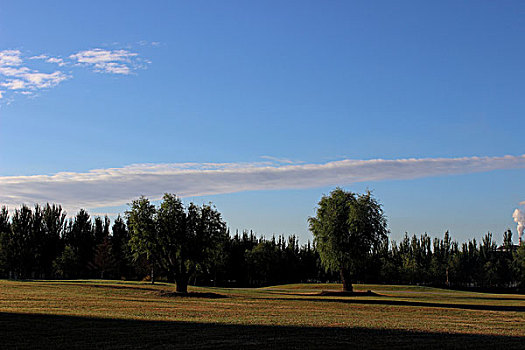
[1,1,524,244]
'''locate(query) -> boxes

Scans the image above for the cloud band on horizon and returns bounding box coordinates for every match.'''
[1,154,524,213]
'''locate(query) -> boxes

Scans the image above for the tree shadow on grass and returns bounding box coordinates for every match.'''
[453,296,525,302]
[33,281,163,293]
[268,297,525,312]
[19,281,228,298]
[267,290,378,297]
[158,290,227,298]
[0,312,523,349]
[386,294,525,303]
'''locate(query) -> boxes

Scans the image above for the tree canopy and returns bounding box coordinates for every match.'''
[309,188,388,291]
[126,193,228,293]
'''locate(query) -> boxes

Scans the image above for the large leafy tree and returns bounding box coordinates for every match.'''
[308,188,388,292]
[126,196,158,283]
[127,194,228,293]
[176,201,228,290]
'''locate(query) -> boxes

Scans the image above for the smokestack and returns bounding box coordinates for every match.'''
[513,201,525,245]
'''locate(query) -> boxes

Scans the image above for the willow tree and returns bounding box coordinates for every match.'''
[308,188,388,292]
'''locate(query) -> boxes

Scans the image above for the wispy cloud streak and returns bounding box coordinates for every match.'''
[69,48,143,74]
[1,154,524,212]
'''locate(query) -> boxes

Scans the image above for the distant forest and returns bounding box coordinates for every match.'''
[0,203,524,291]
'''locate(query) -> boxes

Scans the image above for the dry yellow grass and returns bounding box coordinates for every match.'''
[0,280,523,349]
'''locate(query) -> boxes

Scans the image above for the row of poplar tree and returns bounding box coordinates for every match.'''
[0,201,524,290]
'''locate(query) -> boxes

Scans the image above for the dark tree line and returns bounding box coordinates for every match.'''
[0,201,524,291]
[377,230,524,290]
[0,204,133,280]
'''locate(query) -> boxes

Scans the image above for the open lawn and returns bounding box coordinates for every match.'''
[0,280,523,349]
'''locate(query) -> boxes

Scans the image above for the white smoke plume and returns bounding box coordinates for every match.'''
[513,201,525,243]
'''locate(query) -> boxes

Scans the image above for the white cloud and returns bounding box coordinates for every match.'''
[0,71,68,90]
[260,155,302,164]
[0,66,30,76]
[29,54,49,60]
[0,50,22,66]
[69,48,142,75]
[137,41,161,47]
[29,55,66,66]
[0,45,151,101]
[0,50,69,95]
[23,71,68,89]
[1,79,26,90]
[101,62,130,74]
[1,154,524,213]
[46,57,66,66]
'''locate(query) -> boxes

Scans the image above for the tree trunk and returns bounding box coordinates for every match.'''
[176,275,188,293]
[166,269,175,284]
[150,267,155,285]
[340,267,353,292]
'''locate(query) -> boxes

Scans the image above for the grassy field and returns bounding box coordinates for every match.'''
[0,280,524,349]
